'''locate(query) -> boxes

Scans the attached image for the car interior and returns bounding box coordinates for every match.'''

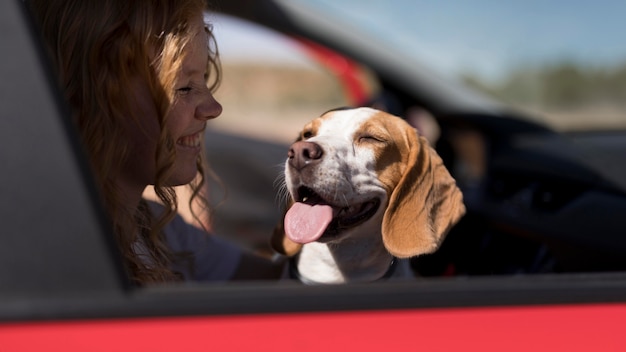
[3,0,626,323]
[210,2,626,277]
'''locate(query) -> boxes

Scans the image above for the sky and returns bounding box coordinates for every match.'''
[209,0,626,82]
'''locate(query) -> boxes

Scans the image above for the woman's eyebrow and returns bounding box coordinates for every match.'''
[182,65,209,78]
[182,68,200,76]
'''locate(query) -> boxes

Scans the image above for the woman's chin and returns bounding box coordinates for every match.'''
[167,164,200,187]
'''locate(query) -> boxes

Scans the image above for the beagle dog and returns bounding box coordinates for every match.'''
[272,107,465,284]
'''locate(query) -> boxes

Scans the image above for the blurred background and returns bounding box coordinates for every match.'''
[209,0,626,139]
[163,0,626,255]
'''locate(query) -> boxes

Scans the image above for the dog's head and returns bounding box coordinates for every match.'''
[272,107,465,258]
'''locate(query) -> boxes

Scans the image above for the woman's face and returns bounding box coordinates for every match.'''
[164,16,223,185]
[121,15,222,193]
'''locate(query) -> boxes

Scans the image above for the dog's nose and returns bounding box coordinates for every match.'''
[288,141,323,170]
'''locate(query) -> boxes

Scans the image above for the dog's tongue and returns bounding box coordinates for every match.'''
[284,202,333,244]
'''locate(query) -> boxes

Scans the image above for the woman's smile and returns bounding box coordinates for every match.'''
[176,129,205,150]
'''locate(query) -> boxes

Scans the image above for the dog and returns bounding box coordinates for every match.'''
[272,107,465,284]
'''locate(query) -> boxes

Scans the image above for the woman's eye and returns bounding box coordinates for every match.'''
[176,86,192,95]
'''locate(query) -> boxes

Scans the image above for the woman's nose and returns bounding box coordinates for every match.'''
[196,92,222,120]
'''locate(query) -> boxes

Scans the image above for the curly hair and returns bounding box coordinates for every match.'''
[28,0,221,284]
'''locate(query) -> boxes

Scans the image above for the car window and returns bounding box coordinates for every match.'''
[295,0,626,132]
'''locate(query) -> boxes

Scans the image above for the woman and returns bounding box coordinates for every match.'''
[28,0,284,284]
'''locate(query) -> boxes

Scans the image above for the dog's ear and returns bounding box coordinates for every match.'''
[382,129,465,258]
[270,200,303,256]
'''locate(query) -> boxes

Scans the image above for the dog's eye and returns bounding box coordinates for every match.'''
[302,130,313,139]
[358,134,385,144]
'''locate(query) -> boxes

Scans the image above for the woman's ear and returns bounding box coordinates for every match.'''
[382,129,465,258]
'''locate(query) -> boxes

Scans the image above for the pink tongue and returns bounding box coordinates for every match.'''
[284,202,334,244]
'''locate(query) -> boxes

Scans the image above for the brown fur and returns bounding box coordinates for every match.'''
[272,109,465,259]
[376,113,465,257]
